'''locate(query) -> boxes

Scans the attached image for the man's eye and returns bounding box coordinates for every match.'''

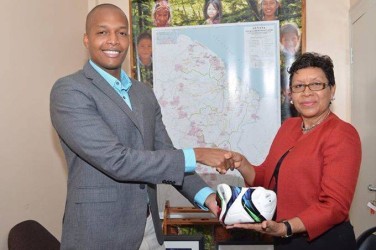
[119,32,127,36]
[98,31,106,35]
[312,82,322,86]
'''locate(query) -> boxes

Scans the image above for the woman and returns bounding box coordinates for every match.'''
[227,52,361,250]
[203,0,222,25]
[260,0,279,21]
[152,0,171,27]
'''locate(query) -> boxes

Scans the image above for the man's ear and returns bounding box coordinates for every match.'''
[83,33,89,49]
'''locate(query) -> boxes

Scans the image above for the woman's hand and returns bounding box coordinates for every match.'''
[226,217,306,238]
[224,151,250,171]
[226,220,286,237]
[224,151,256,185]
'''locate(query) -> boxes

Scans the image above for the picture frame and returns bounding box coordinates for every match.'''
[164,235,205,250]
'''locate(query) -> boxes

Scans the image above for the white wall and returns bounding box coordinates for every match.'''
[0,0,365,249]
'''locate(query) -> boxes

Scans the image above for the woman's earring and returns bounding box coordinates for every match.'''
[330,96,335,104]
[290,100,293,104]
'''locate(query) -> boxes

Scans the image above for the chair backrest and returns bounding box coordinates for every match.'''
[356,226,376,250]
[8,220,60,250]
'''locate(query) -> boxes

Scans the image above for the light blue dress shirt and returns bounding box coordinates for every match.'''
[89,60,214,209]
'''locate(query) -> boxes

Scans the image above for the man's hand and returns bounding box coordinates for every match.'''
[194,148,234,173]
[204,193,219,216]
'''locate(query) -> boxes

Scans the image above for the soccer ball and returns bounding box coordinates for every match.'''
[216,184,277,225]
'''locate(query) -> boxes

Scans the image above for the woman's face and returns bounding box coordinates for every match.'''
[207,3,218,19]
[290,67,335,123]
[155,9,170,27]
[262,0,278,20]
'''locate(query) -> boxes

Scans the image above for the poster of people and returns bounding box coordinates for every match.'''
[131,0,305,121]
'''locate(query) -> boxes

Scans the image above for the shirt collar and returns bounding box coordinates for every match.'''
[89,60,132,92]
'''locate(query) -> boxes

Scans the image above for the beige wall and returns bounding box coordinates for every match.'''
[351,0,362,7]
[0,0,365,249]
[305,0,351,121]
[349,0,376,236]
[0,1,87,249]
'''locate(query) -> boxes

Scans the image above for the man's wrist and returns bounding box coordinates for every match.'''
[194,187,215,210]
[183,148,196,172]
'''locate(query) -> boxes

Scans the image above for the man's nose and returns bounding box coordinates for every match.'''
[107,32,119,45]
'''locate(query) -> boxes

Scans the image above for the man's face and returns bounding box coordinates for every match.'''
[84,7,129,78]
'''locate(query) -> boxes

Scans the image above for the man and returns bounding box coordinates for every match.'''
[50,4,231,249]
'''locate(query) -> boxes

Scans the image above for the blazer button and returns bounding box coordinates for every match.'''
[162,180,166,184]
[171,181,176,185]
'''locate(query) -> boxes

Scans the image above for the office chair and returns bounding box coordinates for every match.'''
[8,220,60,250]
[356,226,376,250]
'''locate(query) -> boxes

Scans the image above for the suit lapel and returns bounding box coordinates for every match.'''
[83,62,143,135]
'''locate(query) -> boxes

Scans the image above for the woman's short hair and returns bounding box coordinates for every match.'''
[288,52,335,87]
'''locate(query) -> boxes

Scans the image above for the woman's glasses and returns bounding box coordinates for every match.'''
[290,82,328,93]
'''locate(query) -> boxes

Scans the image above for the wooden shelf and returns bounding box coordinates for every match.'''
[162,200,221,234]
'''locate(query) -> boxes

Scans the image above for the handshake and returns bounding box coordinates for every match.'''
[216,184,277,225]
[193,148,247,174]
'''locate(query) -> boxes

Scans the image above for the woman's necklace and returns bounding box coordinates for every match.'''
[301,110,331,133]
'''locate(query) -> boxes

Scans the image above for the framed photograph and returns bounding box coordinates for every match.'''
[164,235,204,250]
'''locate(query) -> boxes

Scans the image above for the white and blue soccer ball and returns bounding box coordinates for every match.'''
[216,184,277,225]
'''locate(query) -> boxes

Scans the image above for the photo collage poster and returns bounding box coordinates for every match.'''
[131,0,305,122]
